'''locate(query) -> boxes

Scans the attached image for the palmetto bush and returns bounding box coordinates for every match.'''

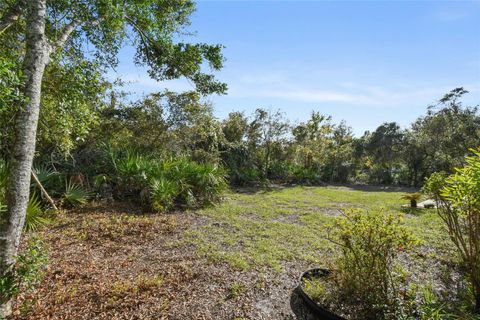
[185,162,227,205]
[0,160,50,231]
[149,178,179,212]
[114,151,150,193]
[24,194,50,232]
[107,150,227,211]
[62,179,91,208]
[32,164,59,189]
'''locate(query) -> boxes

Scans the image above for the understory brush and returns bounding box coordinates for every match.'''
[0,237,48,311]
[323,209,418,319]
[108,149,227,212]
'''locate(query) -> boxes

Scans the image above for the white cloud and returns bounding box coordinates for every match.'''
[107,71,195,93]
[226,71,480,108]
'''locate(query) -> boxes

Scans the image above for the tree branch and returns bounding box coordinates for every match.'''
[0,0,25,35]
[49,19,80,52]
[31,170,58,210]
[49,18,102,52]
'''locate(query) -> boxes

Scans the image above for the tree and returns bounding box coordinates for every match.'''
[409,87,480,178]
[222,112,249,144]
[325,121,354,182]
[247,109,289,180]
[292,112,333,171]
[365,122,404,184]
[0,0,226,315]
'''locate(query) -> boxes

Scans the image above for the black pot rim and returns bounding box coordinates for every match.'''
[297,268,347,320]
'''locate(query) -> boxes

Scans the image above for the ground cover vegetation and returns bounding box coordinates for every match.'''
[1,0,480,318]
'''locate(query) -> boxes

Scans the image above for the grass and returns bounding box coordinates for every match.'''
[12,187,462,319]
[187,186,452,271]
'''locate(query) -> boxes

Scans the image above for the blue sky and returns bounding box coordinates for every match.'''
[113,0,480,135]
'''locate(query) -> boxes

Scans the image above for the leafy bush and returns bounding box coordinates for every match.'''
[422,172,447,200]
[327,210,418,319]
[425,150,480,312]
[32,165,58,188]
[0,236,48,306]
[114,151,150,192]
[182,161,226,206]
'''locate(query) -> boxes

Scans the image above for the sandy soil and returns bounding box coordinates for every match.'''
[10,203,318,320]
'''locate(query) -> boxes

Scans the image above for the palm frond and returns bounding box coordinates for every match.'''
[24,193,49,232]
[63,180,91,208]
[33,165,58,185]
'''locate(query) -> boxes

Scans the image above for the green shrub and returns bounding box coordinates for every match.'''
[288,165,322,185]
[426,149,480,312]
[233,167,260,186]
[0,236,48,305]
[32,165,58,187]
[327,210,418,319]
[150,178,179,212]
[0,160,7,197]
[185,162,226,206]
[157,159,226,208]
[107,150,226,211]
[422,172,447,200]
[115,151,150,191]
[417,285,456,320]
[63,180,91,208]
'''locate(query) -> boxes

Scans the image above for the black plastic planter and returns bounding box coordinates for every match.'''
[298,268,347,320]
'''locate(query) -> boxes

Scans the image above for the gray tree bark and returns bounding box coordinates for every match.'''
[0,0,48,316]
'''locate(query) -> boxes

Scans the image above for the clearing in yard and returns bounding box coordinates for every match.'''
[12,186,452,320]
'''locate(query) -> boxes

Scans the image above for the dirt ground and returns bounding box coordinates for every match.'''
[10,203,318,320]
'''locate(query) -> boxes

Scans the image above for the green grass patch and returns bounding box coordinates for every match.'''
[187,186,451,271]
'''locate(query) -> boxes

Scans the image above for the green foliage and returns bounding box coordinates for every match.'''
[416,285,456,320]
[106,148,226,211]
[431,149,480,311]
[0,236,48,305]
[303,277,327,302]
[0,58,24,156]
[0,160,7,199]
[33,165,58,186]
[226,281,245,300]
[63,180,91,208]
[151,159,227,209]
[327,210,418,319]
[37,60,105,157]
[401,193,422,208]
[422,172,448,200]
[150,178,179,212]
[24,194,49,232]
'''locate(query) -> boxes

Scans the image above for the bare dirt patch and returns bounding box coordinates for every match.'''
[11,203,316,320]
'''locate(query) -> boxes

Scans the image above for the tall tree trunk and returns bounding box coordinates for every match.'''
[0,0,48,316]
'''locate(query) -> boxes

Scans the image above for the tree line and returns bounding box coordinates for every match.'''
[3,85,477,189]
